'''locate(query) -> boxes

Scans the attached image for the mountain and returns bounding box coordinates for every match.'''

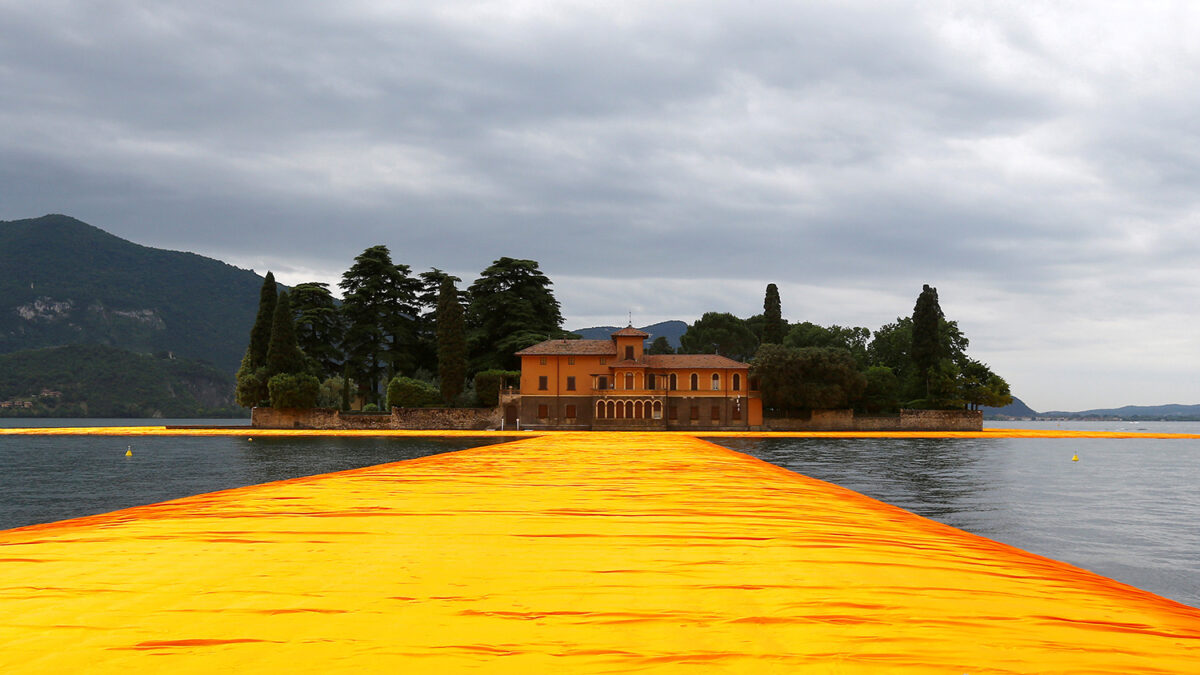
[981,396,1038,419]
[982,398,1200,420]
[1039,404,1200,420]
[0,344,241,417]
[570,320,688,348]
[0,214,265,372]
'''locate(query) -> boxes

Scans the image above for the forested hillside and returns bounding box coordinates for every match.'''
[0,344,240,418]
[0,214,265,372]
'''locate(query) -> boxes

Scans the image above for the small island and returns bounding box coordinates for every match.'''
[241,248,1007,432]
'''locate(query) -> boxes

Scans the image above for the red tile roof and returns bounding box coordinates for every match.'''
[515,339,748,369]
[515,339,617,356]
[643,354,749,369]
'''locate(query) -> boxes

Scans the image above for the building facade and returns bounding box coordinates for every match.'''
[506,327,763,430]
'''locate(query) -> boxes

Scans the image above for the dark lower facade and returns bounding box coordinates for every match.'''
[506,394,756,431]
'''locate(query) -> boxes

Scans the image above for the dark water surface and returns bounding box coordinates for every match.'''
[2,419,1198,608]
[0,432,502,532]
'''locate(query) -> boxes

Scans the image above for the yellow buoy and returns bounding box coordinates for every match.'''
[1072,453,1079,462]
[125,446,132,457]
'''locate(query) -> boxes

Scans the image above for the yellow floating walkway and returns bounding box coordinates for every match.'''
[2,433,1199,672]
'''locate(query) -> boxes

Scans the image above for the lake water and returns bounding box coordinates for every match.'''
[2,419,1198,608]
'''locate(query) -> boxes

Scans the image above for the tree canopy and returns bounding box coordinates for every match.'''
[339,245,420,406]
[783,322,870,367]
[752,344,867,415]
[290,282,341,379]
[679,312,758,361]
[647,336,675,354]
[467,257,564,371]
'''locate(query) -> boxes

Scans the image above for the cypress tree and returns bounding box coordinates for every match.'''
[248,271,277,370]
[762,283,784,344]
[436,277,468,404]
[911,284,944,397]
[236,271,277,408]
[265,291,307,377]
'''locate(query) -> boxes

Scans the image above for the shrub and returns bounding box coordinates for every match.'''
[386,376,440,409]
[267,373,321,408]
[316,377,345,408]
[473,369,519,407]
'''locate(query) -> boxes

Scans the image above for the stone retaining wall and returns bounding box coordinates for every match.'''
[764,409,981,432]
[253,406,980,432]
[391,407,502,430]
[251,407,501,430]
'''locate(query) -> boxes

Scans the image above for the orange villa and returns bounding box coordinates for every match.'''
[504,326,763,429]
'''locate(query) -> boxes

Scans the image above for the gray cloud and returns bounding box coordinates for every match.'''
[3,1,1199,410]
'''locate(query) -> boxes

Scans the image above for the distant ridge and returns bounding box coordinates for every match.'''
[983,398,1200,420]
[981,396,1038,418]
[1039,403,1200,420]
[570,320,688,348]
[0,214,266,372]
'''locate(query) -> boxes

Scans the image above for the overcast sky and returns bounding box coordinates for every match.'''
[3,1,1199,411]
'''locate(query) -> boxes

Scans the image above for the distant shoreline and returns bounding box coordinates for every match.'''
[3,426,1200,440]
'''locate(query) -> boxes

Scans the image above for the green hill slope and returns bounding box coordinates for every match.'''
[0,214,264,372]
[0,344,241,418]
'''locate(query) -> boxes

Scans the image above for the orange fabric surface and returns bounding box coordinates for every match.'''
[2,432,1199,672]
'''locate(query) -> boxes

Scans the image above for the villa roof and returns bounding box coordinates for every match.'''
[515,340,749,369]
[643,354,749,369]
[515,339,617,356]
[612,326,650,338]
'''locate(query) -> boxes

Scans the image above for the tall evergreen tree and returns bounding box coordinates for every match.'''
[339,246,420,406]
[762,283,784,344]
[415,268,462,374]
[290,282,342,379]
[247,271,277,370]
[466,257,564,371]
[911,284,944,397]
[436,277,468,404]
[265,291,307,377]
[235,271,277,408]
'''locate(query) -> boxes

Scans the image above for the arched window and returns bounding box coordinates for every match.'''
[669,373,677,390]
[596,401,605,419]
[711,374,720,390]
[652,400,663,419]
[616,400,625,419]
[733,373,741,391]
[635,400,644,419]
[606,400,616,418]
[625,401,634,418]
[625,372,634,390]
[690,373,698,390]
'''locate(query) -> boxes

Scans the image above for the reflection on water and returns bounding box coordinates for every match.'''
[717,435,1200,608]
